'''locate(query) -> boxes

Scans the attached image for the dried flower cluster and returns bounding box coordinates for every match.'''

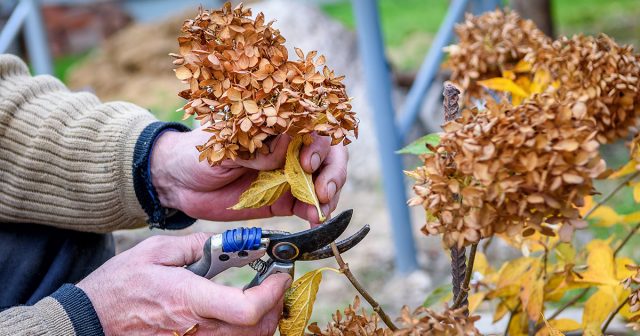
[532,34,640,143]
[172,2,357,164]
[445,10,549,103]
[409,93,605,247]
[623,264,640,330]
[412,10,640,248]
[307,296,392,336]
[393,305,480,336]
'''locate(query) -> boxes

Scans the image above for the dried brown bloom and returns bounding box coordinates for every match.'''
[307,296,392,336]
[532,34,640,143]
[394,305,480,336]
[408,93,604,248]
[173,2,357,165]
[445,9,550,103]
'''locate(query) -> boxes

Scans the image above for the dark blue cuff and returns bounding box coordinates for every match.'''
[51,284,104,336]
[133,121,196,230]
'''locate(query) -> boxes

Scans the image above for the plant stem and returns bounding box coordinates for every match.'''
[330,242,398,331]
[504,302,522,336]
[614,221,640,258]
[547,288,590,321]
[453,243,478,310]
[583,171,640,219]
[602,296,629,334]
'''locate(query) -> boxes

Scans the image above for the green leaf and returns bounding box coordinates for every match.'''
[422,283,453,307]
[397,133,441,155]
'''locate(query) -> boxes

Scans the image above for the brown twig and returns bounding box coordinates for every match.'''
[547,288,590,321]
[504,302,522,336]
[583,171,640,219]
[602,296,629,334]
[452,243,478,311]
[614,221,640,258]
[330,242,398,331]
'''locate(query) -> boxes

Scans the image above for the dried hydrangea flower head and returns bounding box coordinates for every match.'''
[394,305,480,336]
[623,265,640,331]
[307,296,392,336]
[445,9,550,104]
[409,93,605,248]
[533,34,640,143]
[172,2,357,165]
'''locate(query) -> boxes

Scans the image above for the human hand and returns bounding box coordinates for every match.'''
[150,128,348,225]
[77,233,291,336]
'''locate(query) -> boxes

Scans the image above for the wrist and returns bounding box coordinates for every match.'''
[150,130,183,210]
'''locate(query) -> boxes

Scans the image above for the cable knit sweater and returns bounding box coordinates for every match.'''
[0,54,194,335]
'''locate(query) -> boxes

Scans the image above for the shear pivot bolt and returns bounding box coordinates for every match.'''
[274,243,298,260]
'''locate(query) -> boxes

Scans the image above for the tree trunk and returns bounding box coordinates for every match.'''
[511,0,555,38]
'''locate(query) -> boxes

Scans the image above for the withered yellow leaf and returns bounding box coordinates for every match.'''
[279,267,338,336]
[530,69,552,94]
[229,170,288,209]
[507,312,528,336]
[285,136,325,222]
[608,160,638,179]
[589,205,624,227]
[633,182,640,203]
[513,59,533,73]
[478,77,529,98]
[536,317,576,336]
[582,286,617,335]
[575,240,619,286]
[468,292,486,314]
[519,260,543,321]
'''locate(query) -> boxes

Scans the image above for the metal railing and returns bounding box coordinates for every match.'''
[352,0,501,274]
[0,0,52,75]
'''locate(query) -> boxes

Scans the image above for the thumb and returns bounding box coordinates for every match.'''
[188,273,292,325]
[139,233,211,266]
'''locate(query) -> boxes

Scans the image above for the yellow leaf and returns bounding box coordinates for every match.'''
[536,317,577,336]
[608,160,637,179]
[478,77,529,98]
[508,312,528,336]
[623,211,640,224]
[229,170,289,209]
[497,257,534,289]
[580,196,594,217]
[589,205,624,227]
[493,301,510,322]
[502,69,516,80]
[530,69,552,94]
[582,286,617,335]
[468,292,486,314]
[575,240,619,286]
[513,59,533,73]
[520,261,544,321]
[634,182,640,203]
[474,252,491,275]
[615,257,636,281]
[279,268,338,336]
[285,136,325,221]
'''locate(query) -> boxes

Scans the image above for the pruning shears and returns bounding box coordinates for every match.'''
[186,210,369,289]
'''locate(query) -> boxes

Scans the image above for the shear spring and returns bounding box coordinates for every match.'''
[249,259,269,275]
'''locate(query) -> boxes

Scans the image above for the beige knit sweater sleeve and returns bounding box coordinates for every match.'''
[0,298,75,335]
[0,54,158,232]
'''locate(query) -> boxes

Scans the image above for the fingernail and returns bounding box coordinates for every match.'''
[327,181,337,199]
[311,153,321,171]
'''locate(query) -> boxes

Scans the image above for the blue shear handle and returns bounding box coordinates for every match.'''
[222,227,262,252]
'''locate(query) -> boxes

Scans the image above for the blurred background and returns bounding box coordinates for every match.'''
[2,0,640,332]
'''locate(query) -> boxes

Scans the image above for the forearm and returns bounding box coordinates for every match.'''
[0,54,156,232]
[0,285,100,336]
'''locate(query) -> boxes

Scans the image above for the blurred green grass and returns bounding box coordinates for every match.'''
[321,0,640,70]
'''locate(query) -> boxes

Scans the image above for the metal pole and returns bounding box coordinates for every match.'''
[23,0,52,75]
[0,0,30,54]
[398,0,470,137]
[469,0,502,15]
[352,0,418,274]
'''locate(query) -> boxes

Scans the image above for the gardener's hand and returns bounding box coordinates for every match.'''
[150,128,347,225]
[77,233,291,336]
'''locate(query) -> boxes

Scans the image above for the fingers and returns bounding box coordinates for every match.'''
[188,273,292,326]
[231,134,291,170]
[138,233,211,266]
[299,134,331,174]
[314,145,348,204]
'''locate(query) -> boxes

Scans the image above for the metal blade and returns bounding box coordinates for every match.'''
[266,209,353,261]
[299,224,370,261]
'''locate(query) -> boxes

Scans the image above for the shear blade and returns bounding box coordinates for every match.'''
[267,209,353,260]
[299,224,370,261]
